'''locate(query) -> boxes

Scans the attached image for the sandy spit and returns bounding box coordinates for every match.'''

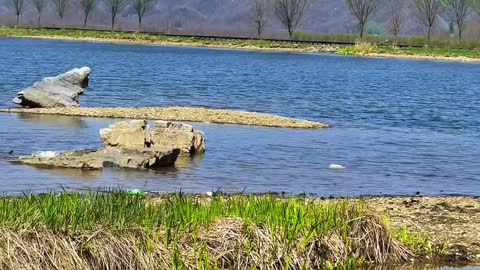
[0,107,329,129]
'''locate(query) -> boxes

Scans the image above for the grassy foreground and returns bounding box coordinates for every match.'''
[0,191,447,269]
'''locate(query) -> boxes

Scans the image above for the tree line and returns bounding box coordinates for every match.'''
[7,0,480,47]
[10,0,154,31]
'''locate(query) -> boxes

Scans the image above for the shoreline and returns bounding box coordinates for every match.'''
[0,191,478,268]
[2,28,480,63]
[0,107,329,129]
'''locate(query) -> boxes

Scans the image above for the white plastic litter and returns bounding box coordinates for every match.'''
[328,164,345,170]
[33,151,58,159]
[206,191,213,197]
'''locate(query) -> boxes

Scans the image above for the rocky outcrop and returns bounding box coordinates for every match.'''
[151,121,205,155]
[19,148,180,169]
[12,67,91,108]
[100,120,205,156]
[17,120,205,170]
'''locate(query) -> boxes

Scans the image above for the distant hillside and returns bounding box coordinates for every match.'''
[1,0,479,40]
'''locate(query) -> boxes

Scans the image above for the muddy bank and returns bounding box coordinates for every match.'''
[0,107,329,128]
[363,196,480,265]
[363,53,480,63]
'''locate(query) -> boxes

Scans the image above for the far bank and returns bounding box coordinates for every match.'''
[2,27,480,63]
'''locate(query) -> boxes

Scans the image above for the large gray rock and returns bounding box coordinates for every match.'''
[17,119,204,171]
[100,120,205,156]
[19,148,180,170]
[12,67,91,108]
[151,121,205,155]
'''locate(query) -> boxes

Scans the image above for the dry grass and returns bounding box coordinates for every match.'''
[0,216,415,270]
[0,192,431,269]
[0,107,329,129]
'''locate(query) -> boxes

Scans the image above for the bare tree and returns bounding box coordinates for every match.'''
[106,0,125,31]
[32,0,47,27]
[11,0,24,27]
[474,0,480,16]
[133,0,154,31]
[251,0,270,37]
[344,0,380,39]
[80,0,96,28]
[52,0,68,25]
[388,0,404,46]
[444,0,472,47]
[413,0,444,47]
[274,0,310,39]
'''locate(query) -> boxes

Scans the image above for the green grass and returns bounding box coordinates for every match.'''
[339,42,480,59]
[0,27,315,50]
[376,46,480,59]
[3,27,480,60]
[0,191,440,269]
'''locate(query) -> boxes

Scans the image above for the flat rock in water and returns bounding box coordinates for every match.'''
[12,67,91,108]
[16,120,205,170]
[19,148,180,170]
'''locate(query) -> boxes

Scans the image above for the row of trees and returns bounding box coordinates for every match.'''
[254,0,480,47]
[8,0,480,46]
[10,0,154,30]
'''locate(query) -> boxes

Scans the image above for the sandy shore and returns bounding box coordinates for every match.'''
[365,52,480,63]
[364,196,480,265]
[2,34,323,53]
[0,107,329,128]
[4,33,480,63]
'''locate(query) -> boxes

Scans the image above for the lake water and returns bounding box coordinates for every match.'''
[1,37,480,196]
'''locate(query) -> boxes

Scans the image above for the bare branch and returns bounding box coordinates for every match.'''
[52,0,68,22]
[133,0,155,31]
[32,0,47,27]
[274,0,311,39]
[10,0,24,27]
[106,0,126,31]
[413,0,444,46]
[444,0,472,47]
[80,0,96,28]
[387,0,405,46]
[251,0,270,37]
[344,0,380,39]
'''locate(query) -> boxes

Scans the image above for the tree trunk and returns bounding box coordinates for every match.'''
[426,26,431,47]
[393,33,398,47]
[38,14,41,28]
[288,25,293,39]
[16,15,19,27]
[138,17,142,32]
[458,27,462,49]
[111,15,115,31]
[84,15,88,29]
[359,23,364,39]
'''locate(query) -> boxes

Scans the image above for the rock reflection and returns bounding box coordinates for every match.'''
[16,113,87,128]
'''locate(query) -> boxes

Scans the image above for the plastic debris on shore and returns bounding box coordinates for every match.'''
[127,189,147,196]
[33,151,58,159]
[329,164,345,170]
[206,192,213,197]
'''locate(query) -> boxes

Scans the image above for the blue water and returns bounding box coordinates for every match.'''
[0,37,480,196]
